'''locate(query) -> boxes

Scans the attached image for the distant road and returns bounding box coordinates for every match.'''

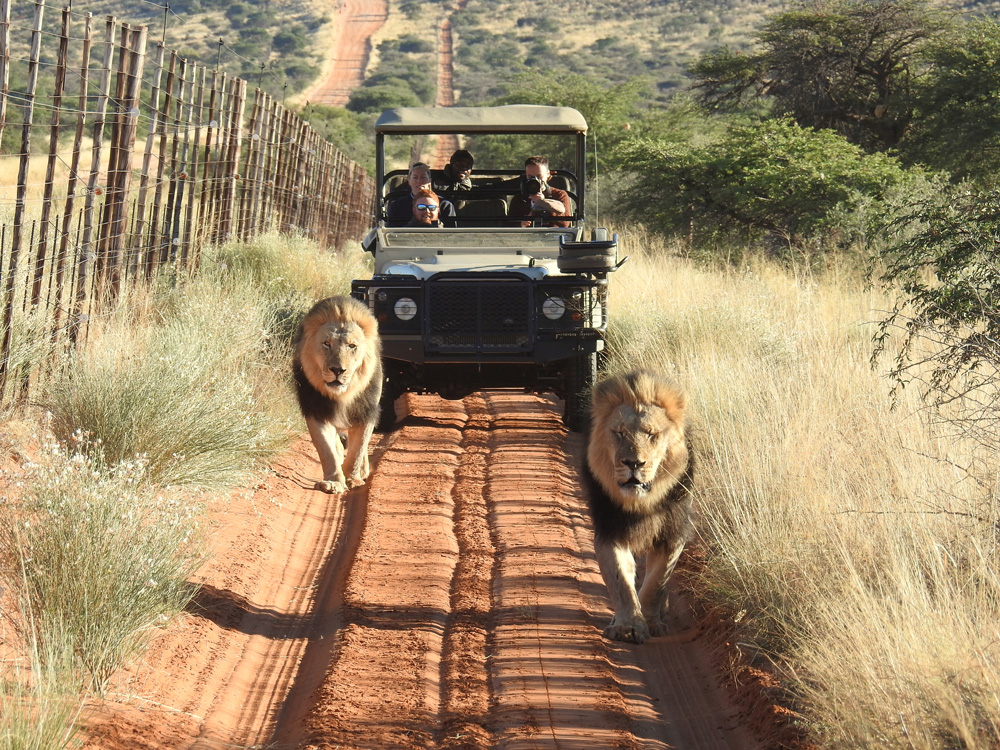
[298,0,388,107]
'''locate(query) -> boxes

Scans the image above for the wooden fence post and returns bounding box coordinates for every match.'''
[133,42,165,278]
[0,0,10,149]
[162,56,188,264]
[182,64,206,270]
[75,16,118,341]
[31,6,71,310]
[52,12,93,337]
[0,0,44,397]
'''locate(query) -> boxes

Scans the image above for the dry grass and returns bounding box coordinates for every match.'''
[604,228,1000,748]
[0,230,370,741]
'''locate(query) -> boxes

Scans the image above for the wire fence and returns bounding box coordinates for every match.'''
[0,0,375,404]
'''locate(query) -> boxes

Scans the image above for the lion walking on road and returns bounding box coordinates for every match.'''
[292,296,383,494]
[581,369,695,644]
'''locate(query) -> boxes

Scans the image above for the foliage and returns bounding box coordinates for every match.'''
[347,84,423,114]
[873,188,1000,454]
[614,118,914,258]
[299,104,375,173]
[689,0,947,152]
[346,37,437,114]
[901,18,1000,185]
[0,442,203,693]
[486,73,649,176]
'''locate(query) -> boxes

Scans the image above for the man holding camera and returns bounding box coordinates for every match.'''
[507,156,571,228]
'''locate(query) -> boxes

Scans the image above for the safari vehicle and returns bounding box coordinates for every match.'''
[351,105,621,432]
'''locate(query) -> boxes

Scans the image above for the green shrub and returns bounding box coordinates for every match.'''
[616,117,919,259]
[873,187,1000,455]
[44,288,289,488]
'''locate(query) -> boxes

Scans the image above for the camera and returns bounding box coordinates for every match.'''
[521,177,543,196]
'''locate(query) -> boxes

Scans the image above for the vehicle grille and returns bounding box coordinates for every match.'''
[426,281,533,353]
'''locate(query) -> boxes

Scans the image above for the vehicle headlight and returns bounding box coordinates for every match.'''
[394,297,417,321]
[542,297,566,320]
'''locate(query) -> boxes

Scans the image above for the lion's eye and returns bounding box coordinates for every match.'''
[348,342,357,350]
[322,340,331,349]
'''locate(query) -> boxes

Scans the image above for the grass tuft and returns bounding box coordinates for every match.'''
[0,441,203,694]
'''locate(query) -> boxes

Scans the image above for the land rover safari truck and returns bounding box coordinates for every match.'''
[351,105,621,432]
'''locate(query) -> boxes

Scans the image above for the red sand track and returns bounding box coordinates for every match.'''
[80,393,802,750]
[432,18,458,168]
[299,0,389,107]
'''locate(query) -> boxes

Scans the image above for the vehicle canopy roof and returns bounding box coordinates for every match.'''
[374,105,588,135]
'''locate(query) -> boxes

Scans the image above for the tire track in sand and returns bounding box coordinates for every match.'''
[82,394,775,750]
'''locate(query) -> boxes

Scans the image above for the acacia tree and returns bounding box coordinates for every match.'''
[689,0,947,152]
[873,189,1000,453]
[615,118,914,255]
[901,18,1000,184]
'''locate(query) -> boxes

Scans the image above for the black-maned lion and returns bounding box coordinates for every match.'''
[292,296,383,494]
[581,369,695,644]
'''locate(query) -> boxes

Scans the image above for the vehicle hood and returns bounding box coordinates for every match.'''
[381,256,560,280]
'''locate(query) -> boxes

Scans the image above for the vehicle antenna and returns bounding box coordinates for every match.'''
[592,130,599,228]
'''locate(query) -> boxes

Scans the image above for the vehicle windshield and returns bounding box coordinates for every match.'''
[382,229,576,249]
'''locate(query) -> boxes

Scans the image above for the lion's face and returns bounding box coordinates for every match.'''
[607,403,685,500]
[296,296,381,402]
[587,371,689,510]
[310,321,367,395]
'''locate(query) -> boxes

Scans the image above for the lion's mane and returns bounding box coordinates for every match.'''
[582,370,695,550]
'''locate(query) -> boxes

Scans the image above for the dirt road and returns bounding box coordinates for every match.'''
[298,0,389,107]
[80,392,796,749]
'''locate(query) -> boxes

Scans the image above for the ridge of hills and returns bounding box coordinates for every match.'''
[7,0,997,112]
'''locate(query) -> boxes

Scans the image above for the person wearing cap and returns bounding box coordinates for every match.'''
[432,149,475,196]
[507,156,571,228]
[386,162,456,226]
[406,189,445,227]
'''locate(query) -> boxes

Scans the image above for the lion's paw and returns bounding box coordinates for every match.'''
[314,479,347,494]
[346,476,366,489]
[645,618,668,637]
[603,616,650,644]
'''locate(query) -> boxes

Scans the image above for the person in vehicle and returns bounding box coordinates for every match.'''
[406,189,445,227]
[432,149,475,194]
[507,156,571,228]
[386,162,456,226]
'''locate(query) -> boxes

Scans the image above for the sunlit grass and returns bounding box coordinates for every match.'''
[40,231,370,488]
[605,229,1000,748]
[0,637,84,750]
[44,292,288,488]
[0,443,203,695]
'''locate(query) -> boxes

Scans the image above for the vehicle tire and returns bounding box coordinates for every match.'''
[563,352,597,433]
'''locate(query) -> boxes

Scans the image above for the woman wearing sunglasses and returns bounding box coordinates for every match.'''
[407,189,445,228]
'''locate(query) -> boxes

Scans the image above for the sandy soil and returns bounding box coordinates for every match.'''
[431,17,459,168]
[297,0,389,107]
[79,392,804,750]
